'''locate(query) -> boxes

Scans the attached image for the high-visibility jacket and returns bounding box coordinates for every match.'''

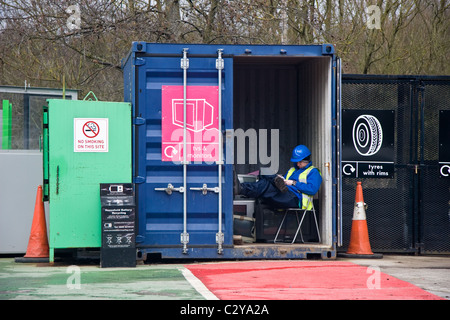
[285,163,322,209]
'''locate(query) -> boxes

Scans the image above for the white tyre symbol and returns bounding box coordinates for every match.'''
[352,115,383,156]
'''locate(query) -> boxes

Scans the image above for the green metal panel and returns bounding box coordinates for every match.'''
[46,99,132,261]
[2,100,12,149]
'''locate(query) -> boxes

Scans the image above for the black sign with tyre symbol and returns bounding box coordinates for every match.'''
[342,110,395,178]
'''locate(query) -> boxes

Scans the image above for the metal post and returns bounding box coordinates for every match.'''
[23,94,29,149]
[417,81,426,253]
[181,48,189,254]
[216,49,224,254]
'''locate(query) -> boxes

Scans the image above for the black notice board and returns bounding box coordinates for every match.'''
[100,183,136,268]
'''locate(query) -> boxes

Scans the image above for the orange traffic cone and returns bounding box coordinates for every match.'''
[339,182,382,259]
[15,186,49,263]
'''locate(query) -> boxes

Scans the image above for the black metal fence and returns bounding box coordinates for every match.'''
[341,75,450,254]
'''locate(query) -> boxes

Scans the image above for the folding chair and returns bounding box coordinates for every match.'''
[273,197,321,244]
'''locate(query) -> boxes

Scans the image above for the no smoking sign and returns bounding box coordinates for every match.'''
[83,121,100,138]
[74,118,108,152]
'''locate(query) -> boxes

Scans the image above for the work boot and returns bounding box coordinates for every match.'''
[233,170,241,196]
[273,175,288,193]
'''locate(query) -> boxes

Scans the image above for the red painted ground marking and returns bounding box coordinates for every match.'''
[185,261,444,300]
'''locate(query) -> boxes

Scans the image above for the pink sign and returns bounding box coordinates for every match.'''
[161,85,219,162]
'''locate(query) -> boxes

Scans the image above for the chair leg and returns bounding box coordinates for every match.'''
[312,209,321,243]
[292,209,321,244]
[295,210,304,243]
[274,211,288,243]
[292,210,307,244]
[275,207,321,244]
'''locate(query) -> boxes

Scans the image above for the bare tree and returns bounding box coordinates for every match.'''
[0,0,448,101]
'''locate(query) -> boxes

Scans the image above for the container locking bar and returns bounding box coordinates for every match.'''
[190,184,219,195]
[216,49,224,254]
[154,183,185,195]
[181,48,189,254]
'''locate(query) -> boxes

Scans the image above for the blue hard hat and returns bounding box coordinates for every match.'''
[290,145,311,162]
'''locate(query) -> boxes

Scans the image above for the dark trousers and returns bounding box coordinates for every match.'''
[240,175,300,208]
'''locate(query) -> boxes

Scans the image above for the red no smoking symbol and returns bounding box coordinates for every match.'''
[83,121,100,138]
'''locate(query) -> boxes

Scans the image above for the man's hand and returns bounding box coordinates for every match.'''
[284,179,294,186]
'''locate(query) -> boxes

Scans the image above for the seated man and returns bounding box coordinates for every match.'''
[234,145,322,209]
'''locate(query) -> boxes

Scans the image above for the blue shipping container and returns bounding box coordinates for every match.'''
[122,42,342,260]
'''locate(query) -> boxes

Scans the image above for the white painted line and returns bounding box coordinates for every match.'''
[180,267,219,300]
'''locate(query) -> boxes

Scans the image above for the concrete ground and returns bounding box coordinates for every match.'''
[339,254,450,300]
[0,254,449,300]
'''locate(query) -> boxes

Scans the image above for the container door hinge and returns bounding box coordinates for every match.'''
[133,176,145,184]
[134,57,145,66]
[133,117,146,126]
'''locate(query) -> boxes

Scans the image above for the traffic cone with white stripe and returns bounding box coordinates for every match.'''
[339,182,382,259]
[15,186,50,263]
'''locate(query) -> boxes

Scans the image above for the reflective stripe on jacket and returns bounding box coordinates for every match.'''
[285,164,322,209]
